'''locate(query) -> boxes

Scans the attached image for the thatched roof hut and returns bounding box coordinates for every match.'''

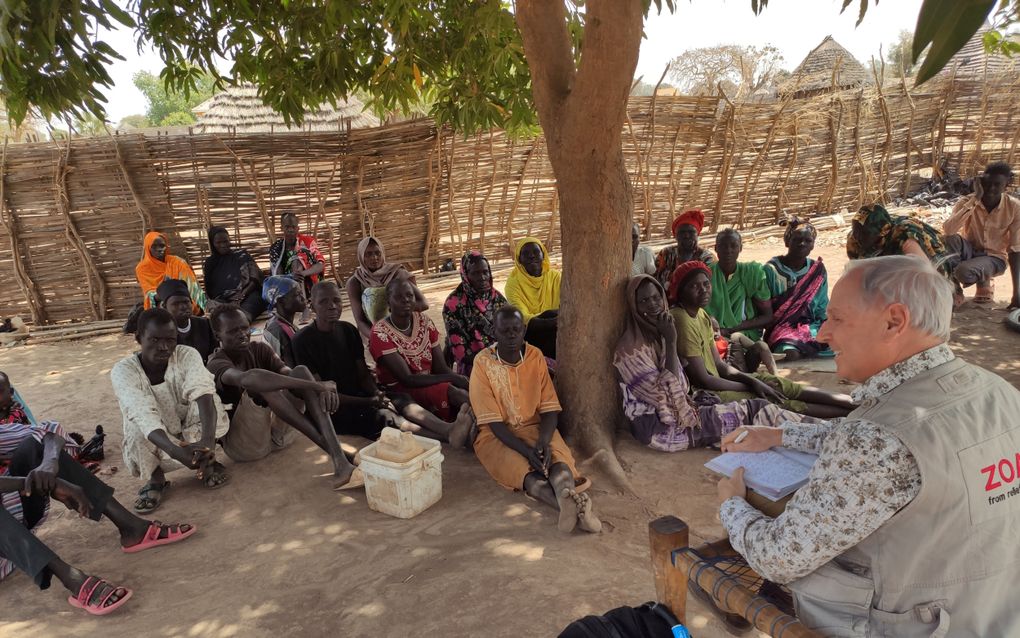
[192,84,381,133]
[940,26,1020,78]
[779,36,867,99]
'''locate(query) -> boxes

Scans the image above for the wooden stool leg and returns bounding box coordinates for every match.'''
[649,515,690,623]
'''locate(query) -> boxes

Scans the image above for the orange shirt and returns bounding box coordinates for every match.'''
[468,344,560,429]
[943,193,1020,263]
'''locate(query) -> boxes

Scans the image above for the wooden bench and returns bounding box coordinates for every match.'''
[648,516,820,637]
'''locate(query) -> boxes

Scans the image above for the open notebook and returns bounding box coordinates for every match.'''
[705,448,818,502]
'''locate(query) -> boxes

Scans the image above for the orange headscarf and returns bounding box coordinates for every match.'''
[135,231,203,311]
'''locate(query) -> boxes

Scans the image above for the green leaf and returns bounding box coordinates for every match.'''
[914,0,996,84]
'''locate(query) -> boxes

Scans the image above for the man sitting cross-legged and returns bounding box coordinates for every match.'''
[469,306,600,534]
[0,371,195,616]
[111,308,231,514]
[206,303,359,489]
[293,281,473,442]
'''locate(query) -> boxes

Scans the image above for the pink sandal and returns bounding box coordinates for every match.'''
[67,576,133,616]
[122,521,197,554]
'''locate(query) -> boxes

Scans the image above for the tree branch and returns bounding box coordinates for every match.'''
[515,0,576,124]
[571,0,645,125]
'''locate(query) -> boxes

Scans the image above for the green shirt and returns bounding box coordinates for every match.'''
[706,261,771,341]
[671,307,719,377]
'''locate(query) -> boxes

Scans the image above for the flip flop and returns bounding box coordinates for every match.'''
[67,576,133,616]
[122,521,197,554]
[336,467,366,491]
[974,282,995,304]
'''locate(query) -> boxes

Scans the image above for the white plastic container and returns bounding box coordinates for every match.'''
[357,434,444,519]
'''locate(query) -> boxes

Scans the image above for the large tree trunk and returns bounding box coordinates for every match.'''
[516,1,645,486]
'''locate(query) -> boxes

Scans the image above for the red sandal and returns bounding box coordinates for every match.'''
[67,576,133,616]
[122,521,197,554]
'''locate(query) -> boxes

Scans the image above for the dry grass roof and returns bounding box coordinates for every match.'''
[780,36,867,96]
[942,26,1020,77]
[193,84,381,133]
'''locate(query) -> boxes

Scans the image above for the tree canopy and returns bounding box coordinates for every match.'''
[667,44,785,100]
[132,69,215,126]
[0,0,1013,130]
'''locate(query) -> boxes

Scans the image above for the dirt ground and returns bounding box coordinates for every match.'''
[1,225,1018,638]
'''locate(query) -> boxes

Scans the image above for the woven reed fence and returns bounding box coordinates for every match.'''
[2,71,1018,325]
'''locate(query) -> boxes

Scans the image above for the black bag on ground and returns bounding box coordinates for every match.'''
[558,601,680,638]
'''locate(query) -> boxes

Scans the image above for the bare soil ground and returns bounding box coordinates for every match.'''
[1,227,1017,638]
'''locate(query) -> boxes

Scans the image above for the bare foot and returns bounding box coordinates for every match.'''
[332,459,356,489]
[572,491,602,533]
[334,467,365,491]
[556,488,578,533]
[447,405,472,449]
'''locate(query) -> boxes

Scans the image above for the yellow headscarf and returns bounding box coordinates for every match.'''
[504,237,561,324]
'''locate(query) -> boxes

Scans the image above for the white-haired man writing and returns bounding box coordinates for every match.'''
[716,255,1020,636]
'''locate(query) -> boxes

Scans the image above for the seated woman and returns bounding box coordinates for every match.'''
[203,226,266,321]
[706,229,772,341]
[442,250,508,376]
[763,219,830,361]
[470,306,600,533]
[110,308,231,514]
[268,212,324,299]
[346,236,428,341]
[669,262,854,419]
[505,237,561,360]
[654,208,716,288]
[614,276,815,452]
[261,276,304,368]
[135,231,207,313]
[369,278,473,446]
[847,204,950,275]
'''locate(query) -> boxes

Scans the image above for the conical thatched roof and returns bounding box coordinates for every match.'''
[779,36,867,97]
[193,84,381,133]
[941,25,1020,77]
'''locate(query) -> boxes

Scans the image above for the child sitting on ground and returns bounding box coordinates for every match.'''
[710,316,779,375]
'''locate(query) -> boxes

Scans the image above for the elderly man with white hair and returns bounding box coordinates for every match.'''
[715,254,1020,637]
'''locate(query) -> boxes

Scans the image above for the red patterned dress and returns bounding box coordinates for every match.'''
[369,313,452,420]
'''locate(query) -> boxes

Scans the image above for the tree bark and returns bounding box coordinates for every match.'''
[516,0,645,486]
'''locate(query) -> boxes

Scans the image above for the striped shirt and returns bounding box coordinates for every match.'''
[0,420,77,581]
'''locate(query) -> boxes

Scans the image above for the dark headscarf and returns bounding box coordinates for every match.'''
[442,250,508,370]
[203,226,253,300]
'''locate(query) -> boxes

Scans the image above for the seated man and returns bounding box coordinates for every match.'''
[469,306,600,534]
[158,279,218,363]
[293,281,472,443]
[716,255,1020,635]
[670,260,852,418]
[0,371,194,616]
[631,222,656,276]
[943,161,1020,307]
[261,275,304,367]
[111,308,231,514]
[206,303,359,488]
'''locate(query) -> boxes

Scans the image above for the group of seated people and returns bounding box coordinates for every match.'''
[5,162,1016,626]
